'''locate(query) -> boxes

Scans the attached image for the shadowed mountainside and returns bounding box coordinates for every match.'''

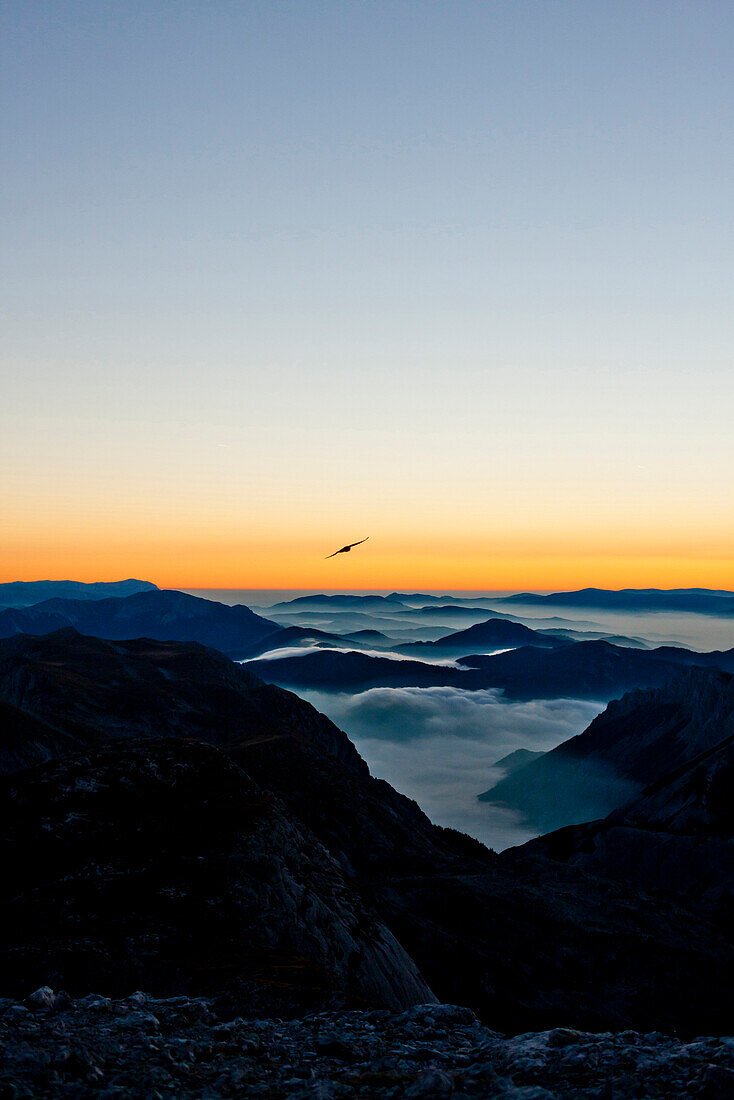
[247,638,734,700]
[0,629,364,775]
[514,670,734,902]
[482,666,734,831]
[1,630,733,1033]
[0,590,381,662]
[0,590,283,659]
[1,737,432,1011]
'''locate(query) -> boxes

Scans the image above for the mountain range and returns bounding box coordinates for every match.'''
[0,578,157,608]
[396,617,566,655]
[247,637,734,701]
[494,587,734,615]
[2,628,733,1033]
[0,589,307,659]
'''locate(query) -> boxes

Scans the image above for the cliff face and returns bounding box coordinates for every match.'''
[555,667,734,782]
[482,666,734,831]
[516,669,734,902]
[0,737,433,1012]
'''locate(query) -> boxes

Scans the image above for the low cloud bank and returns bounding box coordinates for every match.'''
[299,686,602,851]
[249,645,461,666]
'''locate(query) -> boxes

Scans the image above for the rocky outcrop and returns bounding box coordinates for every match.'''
[0,738,433,1012]
[0,629,366,776]
[2,992,733,1100]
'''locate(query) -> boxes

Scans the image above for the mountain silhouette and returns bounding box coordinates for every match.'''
[0,578,157,608]
[494,587,734,615]
[248,638,734,701]
[516,668,734,901]
[481,665,734,831]
[2,629,733,1032]
[0,589,280,658]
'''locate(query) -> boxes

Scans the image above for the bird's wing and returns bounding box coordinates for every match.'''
[325,549,343,558]
[347,537,369,549]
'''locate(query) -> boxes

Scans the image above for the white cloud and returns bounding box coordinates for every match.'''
[298,686,602,851]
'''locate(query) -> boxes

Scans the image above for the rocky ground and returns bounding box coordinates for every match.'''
[1,990,733,1099]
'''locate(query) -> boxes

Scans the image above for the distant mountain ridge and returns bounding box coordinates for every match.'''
[268,594,407,612]
[398,617,566,655]
[495,587,734,614]
[0,578,157,608]
[0,589,282,658]
[247,637,734,701]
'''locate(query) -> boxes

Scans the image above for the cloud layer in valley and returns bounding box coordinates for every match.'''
[299,686,602,850]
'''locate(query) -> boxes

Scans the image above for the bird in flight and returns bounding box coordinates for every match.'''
[325,537,369,559]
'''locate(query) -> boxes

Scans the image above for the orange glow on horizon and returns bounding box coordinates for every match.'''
[3,495,734,592]
[3,543,734,592]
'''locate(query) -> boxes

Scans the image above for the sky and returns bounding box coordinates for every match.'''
[2,1,733,589]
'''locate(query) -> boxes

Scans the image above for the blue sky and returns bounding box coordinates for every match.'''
[2,1,733,587]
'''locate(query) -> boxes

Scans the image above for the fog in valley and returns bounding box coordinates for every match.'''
[298,686,602,849]
[215,588,734,850]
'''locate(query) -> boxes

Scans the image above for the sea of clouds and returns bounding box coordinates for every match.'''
[298,686,603,850]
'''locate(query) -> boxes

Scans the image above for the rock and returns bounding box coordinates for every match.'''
[26,986,54,1011]
[53,990,73,1012]
[406,1068,454,1096]
[502,1090,556,1100]
[700,1063,734,1100]
[546,1027,583,1048]
[399,1004,478,1028]
[0,993,732,1098]
[75,994,113,1012]
[316,1035,359,1060]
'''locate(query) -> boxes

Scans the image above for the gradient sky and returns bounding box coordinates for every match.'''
[2,1,733,589]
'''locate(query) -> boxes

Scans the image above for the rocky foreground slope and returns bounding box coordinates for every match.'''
[2,992,733,1100]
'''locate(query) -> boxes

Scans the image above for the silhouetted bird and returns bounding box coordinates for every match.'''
[325,537,369,559]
